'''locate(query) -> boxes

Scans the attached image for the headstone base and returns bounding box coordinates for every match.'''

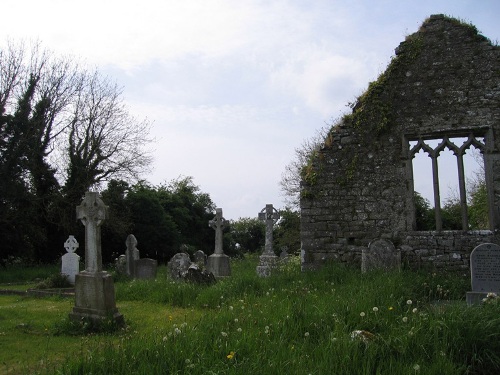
[206,254,231,277]
[69,271,124,325]
[466,291,489,305]
[256,254,279,277]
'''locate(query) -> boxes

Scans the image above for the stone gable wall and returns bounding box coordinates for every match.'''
[300,15,500,271]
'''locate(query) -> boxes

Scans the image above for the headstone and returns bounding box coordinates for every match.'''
[194,250,207,268]
[167,253,192,280]
[135,258,158,280]
[125,234,140,277]
[466,243,500,305]
[69,192,123,325]
[257,204,280,277]
[115,255,127,275]
[206,208,231,277]
[61,235,80,284]
[361,239,401,273]
[184,264,216,285]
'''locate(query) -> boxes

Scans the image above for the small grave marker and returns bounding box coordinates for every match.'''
[361,239,401,273]
[61,235,80,284]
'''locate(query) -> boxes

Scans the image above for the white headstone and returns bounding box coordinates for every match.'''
[466,243,500,305]
[61,235,80,284]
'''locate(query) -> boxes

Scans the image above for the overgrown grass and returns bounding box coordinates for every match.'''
[1,256,499,374]
[0,263,59,284]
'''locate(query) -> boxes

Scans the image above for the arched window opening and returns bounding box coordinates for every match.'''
[408,134,487,231]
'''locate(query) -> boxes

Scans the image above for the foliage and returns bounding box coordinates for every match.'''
[1,259,499,374]
[274,208,301,254]
[414,192,434,230]
[224,217,265,254]
[0,41,152,264]
[34,273,72,289]
[100,176,216,264]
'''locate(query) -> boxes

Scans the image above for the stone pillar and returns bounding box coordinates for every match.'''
[206,208,231,277]
[69,192,123,325]
[256,204,280,277]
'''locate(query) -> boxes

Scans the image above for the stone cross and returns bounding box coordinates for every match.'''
[209,208,228,255]
[76,192,108,273]
[258,204,280,256]
[64,235,79,253]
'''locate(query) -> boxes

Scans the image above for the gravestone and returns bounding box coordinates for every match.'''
[167,253,192,280]
[69,192,123,325]
[361,239,401,273]
[125,234,140,277]
[206,208,231,277]
[466,243,500,305]
[61,235,80,284]
[256,204,280,277]
[115,255,127,275]
[135,258,158,279]
[194,250,207,268]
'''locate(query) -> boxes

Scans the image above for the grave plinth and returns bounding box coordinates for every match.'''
[256,204,280,277]
[69,192,123,325]
[206,208,231,277]
[466,243,500,305]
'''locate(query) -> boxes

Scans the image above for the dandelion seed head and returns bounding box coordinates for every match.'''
[372,307,379,312]
[407,300,413,305]
[360,312,366,317]
[402,317,408,323]
[304,332,310,337]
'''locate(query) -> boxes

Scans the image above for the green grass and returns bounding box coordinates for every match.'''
[0,256,499,374]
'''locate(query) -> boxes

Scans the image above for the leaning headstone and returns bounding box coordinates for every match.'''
[361,239,401,273]
[61,235,80,284]
[256,204,280,277]
[135,258,158,280]
[194,250,207,268]
[167,253,192,280]
[206,208,231,277]
[69,192,123,325]
[466,243,500,305]
[125,234,140,277]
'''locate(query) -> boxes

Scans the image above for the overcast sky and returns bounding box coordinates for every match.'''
[1,1,499,220]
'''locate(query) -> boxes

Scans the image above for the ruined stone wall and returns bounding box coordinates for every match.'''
[300,15,500,271]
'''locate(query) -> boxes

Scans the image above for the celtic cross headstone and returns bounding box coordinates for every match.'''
[206,208,231,277]
[209,208,229,255]
[257,204,280,277]
[61,235,80,284]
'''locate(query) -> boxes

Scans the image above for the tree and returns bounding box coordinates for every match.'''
[413,192,434,231]
[279,126,329,209]
[225,217,265,254]
[274,208,301,254]
[0,40,153,263]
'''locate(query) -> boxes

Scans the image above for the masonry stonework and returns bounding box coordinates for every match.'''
[300,15,500,272]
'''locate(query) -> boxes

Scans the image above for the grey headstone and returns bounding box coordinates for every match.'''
[362,239,401,273]
[135,258,158,280]
[257,204,280,277]
[466,243,500,305]
[184,264,216,285]
[167,253,192,280]
[115,255,127,275]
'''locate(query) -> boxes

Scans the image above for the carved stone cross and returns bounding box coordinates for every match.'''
[258,204,280,256]
[76,192,108,273]
[64,235,79,254]
[209,208,228,255]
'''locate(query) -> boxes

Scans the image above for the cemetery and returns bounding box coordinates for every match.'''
[0,14,500,375]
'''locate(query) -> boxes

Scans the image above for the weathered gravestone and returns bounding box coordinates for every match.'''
[69,192,123,325]
[135,258,158,279]
[466,243,500,305]
[61,235,80,284]
[167,252,192,280]
[125,234,140,277]
[257,204,280,277]
[194,250,207,268]
[206,208,231,277]
[361,239,401,273]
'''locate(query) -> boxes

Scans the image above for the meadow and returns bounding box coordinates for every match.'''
[1,255,499,375]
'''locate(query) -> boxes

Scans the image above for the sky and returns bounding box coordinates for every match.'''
[1,0,499,220]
